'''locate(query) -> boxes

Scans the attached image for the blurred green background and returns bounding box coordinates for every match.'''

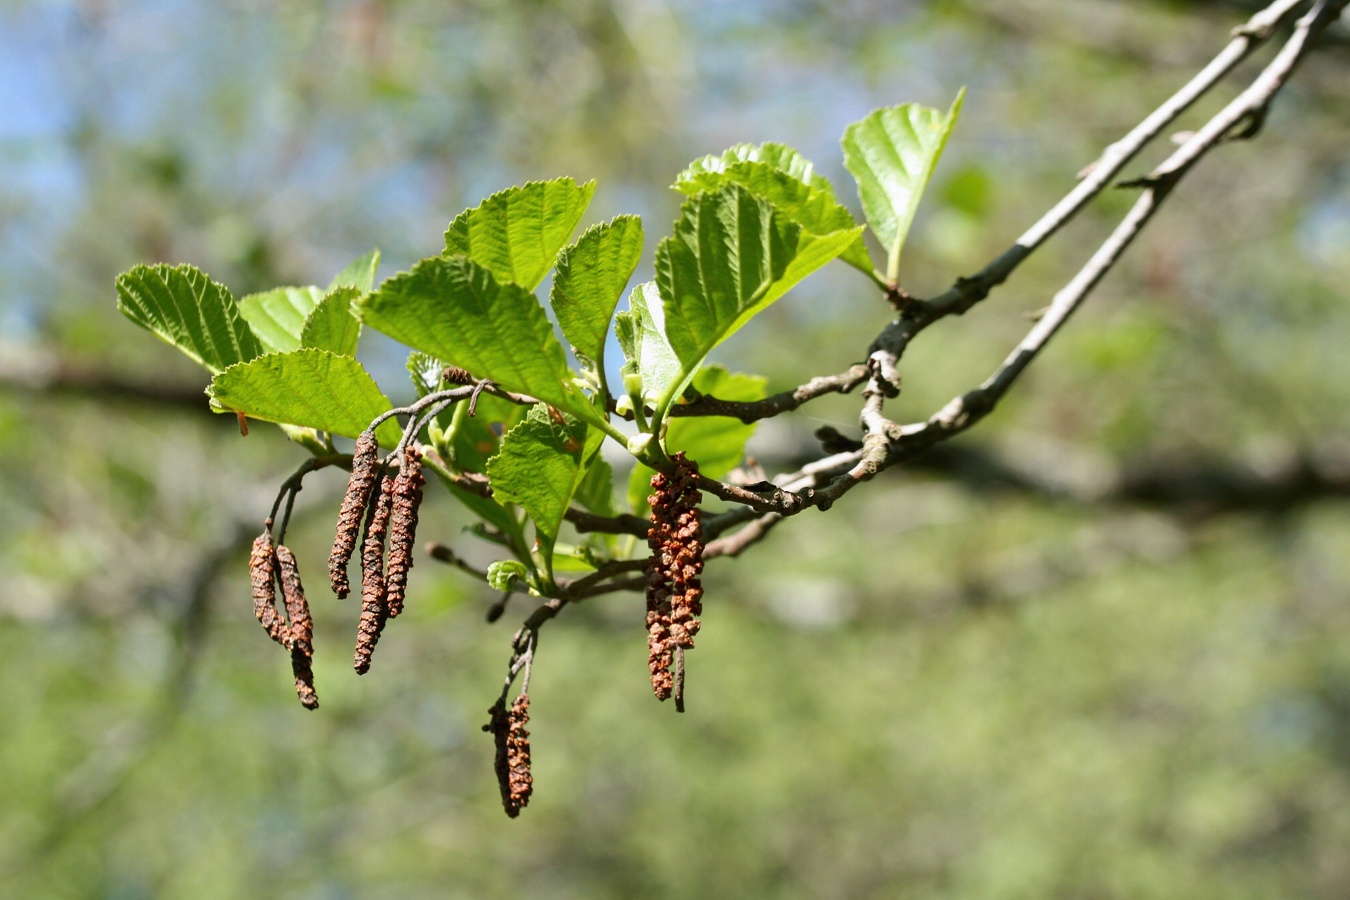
[3,1,1350,897]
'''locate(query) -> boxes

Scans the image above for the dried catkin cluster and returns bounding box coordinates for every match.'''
[484,695,533,818]
[323,435,429,676]
[249,530,319,709]
[646,452,704,704]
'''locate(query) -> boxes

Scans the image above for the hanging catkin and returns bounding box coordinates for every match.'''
[485,694,533,818]
[353,475,394,674]
[275,544,318,709]
[384,446,425,618]
[250,531,288,646]
[328,430,381,598]
[645,453,703,704]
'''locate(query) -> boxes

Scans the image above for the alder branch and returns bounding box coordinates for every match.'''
[662,364,871,423]
[870,0,1313,367]
[805,0,1349,514]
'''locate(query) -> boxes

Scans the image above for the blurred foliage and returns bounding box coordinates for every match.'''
[2,0,1350,897]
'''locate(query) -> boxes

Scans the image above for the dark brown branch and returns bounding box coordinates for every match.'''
[665,365,870,423]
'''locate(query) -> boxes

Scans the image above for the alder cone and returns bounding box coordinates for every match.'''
[329,430,380,598]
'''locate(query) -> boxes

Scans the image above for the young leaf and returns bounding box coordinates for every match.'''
[300,285,362,357]
[327,249,381,292]
[486,405,593,575]
[551,215,643,368]
[487,560,528,592]
[207,348,402,446]
[676,142,834,192]
[655,185,799,373]
[443,178,596,290]
[358,255,591,421]
[842,88,965,283]
[615,282,682,408]
[676,146,871,273]
[115,263,263,374]
[237,286,325,354]
[627,366,765,512]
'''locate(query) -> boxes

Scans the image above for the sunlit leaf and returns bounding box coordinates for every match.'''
[675,152,870,272]
[676,141,834,192]
[841,89,965,280]
[207,348,402,446]
[300,286,362,357]
[237,285,325,354]
[656,185,799,371]
[551,215,643,368]
[115,263,263,374]
[443,177,596,290]
[327,249,381,293]
[358,254,591,420]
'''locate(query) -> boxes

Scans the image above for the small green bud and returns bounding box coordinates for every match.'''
[627,433,654,458]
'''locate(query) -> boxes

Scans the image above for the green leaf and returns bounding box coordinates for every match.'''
[759,227,865,310]
[300,286,362,357]
[551,215,643,369]
[575,454,615,518]
[841,88,965,282]
[656,185,799,373]
[676,142,834,192]
[487,560,528,592]
[328,249,380,292]
[358,255,591,420]
[650,185,853,415]
[487,405,591,574]
[616,282,682,407]
[443,178,596,290]
[237,285,325,354]
[115,263,264,374]
[207,348,402,446]
[627,366,765,512]
[449,392,530,475]
[675,151,870,273]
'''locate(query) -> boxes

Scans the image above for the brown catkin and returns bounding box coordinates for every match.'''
[645,453,703,703]
[275,545,318,710]
[329,430,381,598]
[441,365,476,385]
[484,694,533,818]
[384,446,425,618]
[353,474,394,674]
[250,532,288,646]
